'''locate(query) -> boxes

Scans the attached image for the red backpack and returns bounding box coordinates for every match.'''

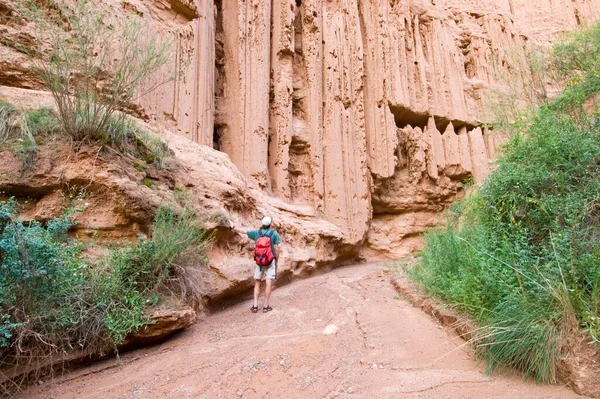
[254,230,275,267]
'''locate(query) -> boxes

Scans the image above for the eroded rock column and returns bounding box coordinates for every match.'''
[358,0,399,178]
[220,0,272,188]
[321,0,371,241]
[195,2,215,146]
[297,0,325,211]
[137,1,214,145]
[268,0,295,198]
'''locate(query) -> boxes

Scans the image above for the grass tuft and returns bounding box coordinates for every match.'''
[0,101,17,144]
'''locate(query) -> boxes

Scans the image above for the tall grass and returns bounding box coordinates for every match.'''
[14,0,172,141]
[0,101,16,144]
[411,23,600,382]
[0,101,45,167]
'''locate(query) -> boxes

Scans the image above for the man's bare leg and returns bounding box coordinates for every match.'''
[253,280,261,308]
[264,279,273,308]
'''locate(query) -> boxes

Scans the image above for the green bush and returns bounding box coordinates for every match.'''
[0,200,208,390]
[411,23,600,382]
[92,207,208,343]
[0,199,88,354]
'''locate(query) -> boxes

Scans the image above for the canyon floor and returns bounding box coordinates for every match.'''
[21,263,583,399]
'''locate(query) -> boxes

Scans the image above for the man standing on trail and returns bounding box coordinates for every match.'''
[233,216,281,313]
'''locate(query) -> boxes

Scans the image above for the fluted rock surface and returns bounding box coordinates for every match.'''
[2,0,599,257]
[213,0,600,254]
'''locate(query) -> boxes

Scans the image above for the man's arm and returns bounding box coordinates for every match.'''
[232,225,260,242]
[274,231,281,259]
[233,226,247,236]
[230,222,247,237]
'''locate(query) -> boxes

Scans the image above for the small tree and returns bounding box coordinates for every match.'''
[19,0,172,140]
[485,46,550,134]
[551,24,600,85]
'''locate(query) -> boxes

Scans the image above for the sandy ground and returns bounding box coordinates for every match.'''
[21,263,585,399]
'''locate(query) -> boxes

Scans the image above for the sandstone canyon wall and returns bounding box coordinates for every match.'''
[162,0,600,257]
[2,0,600,260]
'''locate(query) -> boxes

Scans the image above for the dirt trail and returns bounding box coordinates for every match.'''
[22,263,584,399]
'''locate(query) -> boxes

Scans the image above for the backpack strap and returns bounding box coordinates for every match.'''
[259,229,273,239]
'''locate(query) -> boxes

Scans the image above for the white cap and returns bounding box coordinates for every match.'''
[261,216,272,226]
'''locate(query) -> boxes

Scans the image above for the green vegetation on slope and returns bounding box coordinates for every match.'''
[2,0,174,170]
[0,101,171,173]
[0,1,197,393]
[0,201,209,389]
[410,24,600,382]
[14,0,172,141]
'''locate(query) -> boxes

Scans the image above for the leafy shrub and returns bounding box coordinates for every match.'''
[1,99,169,173]
[411,23,600,382]
[92,206,208,343]
[0,200,208,392]
[6,1,174,171]
[0,199,88,355]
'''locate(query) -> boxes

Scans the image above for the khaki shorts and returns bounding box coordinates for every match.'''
[254,260,276,280]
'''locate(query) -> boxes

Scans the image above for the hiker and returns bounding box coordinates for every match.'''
[233,216,281,313]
